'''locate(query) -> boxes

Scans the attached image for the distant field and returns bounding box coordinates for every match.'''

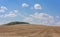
[0,24,60,37]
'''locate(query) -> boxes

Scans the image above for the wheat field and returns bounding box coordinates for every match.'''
[0,24,60,37]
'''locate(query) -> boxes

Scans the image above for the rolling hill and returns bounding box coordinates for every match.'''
[0,24,60,37]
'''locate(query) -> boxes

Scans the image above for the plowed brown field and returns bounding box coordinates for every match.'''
[0,24,60,37]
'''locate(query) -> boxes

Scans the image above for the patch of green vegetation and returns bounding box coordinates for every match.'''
[4,22,29,25]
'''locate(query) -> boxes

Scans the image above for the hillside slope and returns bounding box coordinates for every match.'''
[0,24,60,37]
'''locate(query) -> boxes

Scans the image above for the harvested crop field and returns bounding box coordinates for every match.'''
[0,24,60,37]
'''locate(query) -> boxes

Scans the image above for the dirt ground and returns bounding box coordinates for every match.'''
[0,24,60,37]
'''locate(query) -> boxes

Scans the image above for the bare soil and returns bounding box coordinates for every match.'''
[0,24,60,37]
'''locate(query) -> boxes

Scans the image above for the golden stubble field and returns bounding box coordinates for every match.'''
[0,24,60,37]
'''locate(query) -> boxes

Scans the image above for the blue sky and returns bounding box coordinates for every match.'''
[0,0,60,26]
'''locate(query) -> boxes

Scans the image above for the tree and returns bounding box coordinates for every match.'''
[4,22,29,25]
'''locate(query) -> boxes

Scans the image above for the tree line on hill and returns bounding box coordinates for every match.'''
[4,22,29,25]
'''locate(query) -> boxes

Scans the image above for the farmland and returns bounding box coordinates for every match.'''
[0,24,60,37]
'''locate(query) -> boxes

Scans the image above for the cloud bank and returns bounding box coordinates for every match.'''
[23,12,60,26]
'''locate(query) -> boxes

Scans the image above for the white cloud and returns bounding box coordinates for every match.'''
[30,12,54,20]
[4,13,17,17]
[55,22,60,26]
[23,12,55,25]
[56,16,60,18]
[13,10,18,13]
[34,4,42,10]
[32,13,54,25]
[0,6,8,12]
[4,10,19,17]
[9,10,18,13]
[23,17,33,22]
[22,3,29,7]
[0,10,18,18]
